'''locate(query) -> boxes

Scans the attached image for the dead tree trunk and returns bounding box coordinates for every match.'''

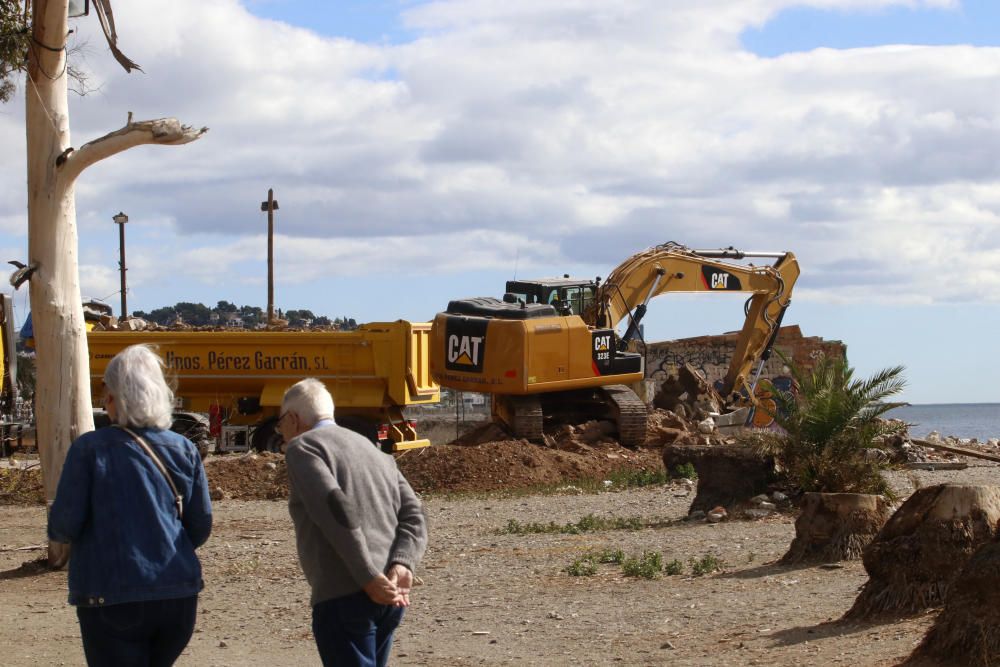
[26,0,206,567]
[902,538,1000,667]
[844,484,1000,621]
[781,492,891,565]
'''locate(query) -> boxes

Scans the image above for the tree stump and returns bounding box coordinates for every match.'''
[663,444,776,514]
[844,484,1000,621]
[781,493,891,565]
[902,538,1000,666]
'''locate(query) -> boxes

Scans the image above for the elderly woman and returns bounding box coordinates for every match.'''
[48,344,212,666]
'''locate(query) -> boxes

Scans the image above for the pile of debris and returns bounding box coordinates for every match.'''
[204,452,288,501]
[90,314,349,333]
[0,464,44,506]
[396,431,663,495]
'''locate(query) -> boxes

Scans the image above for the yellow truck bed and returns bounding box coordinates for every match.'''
[87,320,440,451]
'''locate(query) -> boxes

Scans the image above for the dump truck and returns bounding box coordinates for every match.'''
[430,242,799,445]
[87,320,440,453]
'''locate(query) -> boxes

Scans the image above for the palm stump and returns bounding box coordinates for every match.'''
[781,492,892,565]
[844,484,1000,620]
[663,444,776,514]
[902,537,1000,667]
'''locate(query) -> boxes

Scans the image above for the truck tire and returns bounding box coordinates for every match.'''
[252,418,284,453]
[171,412,213,459]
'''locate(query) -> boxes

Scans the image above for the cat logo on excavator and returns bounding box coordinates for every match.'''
[701,266,742,290]
[444,317,488,372]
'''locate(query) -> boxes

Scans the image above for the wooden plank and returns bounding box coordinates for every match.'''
[911,439,1000,464]
[902,461,969,471]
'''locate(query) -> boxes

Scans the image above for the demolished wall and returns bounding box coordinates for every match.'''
[642,325,846,389]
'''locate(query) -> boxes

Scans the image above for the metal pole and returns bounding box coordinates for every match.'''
[261,189,279,326]
[118,220,127,318]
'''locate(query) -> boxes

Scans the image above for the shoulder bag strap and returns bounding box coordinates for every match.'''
[114,424,184,520]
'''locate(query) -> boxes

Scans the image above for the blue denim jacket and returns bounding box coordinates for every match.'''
[48,426,213,607]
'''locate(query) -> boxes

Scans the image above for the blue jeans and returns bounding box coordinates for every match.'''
[76,595,198,666]
[312,590,405,667]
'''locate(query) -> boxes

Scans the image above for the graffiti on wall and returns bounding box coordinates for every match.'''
[649,346,733,384]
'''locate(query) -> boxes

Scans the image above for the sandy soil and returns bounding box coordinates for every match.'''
[2,459,997,666]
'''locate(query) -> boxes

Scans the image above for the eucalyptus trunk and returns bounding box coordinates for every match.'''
[25,0,206,567]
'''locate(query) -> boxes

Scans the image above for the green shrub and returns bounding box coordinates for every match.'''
[565,557,598,577]
[622,551,664,579]
[745,352,906,498]
[604,468,671,489]
[499,513,649,535]
[591,548,625,564]
[670,462,698,480]
[663,559,684,575]
[689,554,724,576]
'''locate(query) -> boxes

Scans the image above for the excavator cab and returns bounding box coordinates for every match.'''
[503,278,598,317]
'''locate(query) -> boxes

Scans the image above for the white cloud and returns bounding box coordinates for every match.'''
[0,0,998,315]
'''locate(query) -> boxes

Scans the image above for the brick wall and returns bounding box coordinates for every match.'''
[642,325,846,388]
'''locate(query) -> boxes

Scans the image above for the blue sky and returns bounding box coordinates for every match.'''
[1,0,999,405]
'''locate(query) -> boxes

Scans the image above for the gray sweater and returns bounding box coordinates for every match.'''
[286,423,427,605]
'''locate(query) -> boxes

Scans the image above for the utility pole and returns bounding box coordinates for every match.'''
[112,211,128,317]
[260,189,278,326]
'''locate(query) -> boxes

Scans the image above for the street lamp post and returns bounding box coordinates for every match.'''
[260,189,279,326]
[112,211,128,318]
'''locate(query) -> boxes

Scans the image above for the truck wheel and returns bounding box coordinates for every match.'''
[252,419,284,453]
[171,413,213,459]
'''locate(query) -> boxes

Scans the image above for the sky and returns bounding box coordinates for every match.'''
[0,0,998,404]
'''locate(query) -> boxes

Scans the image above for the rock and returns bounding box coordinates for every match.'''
[757,501,777,511]
[750,494,770,505]
[744,508,772,519]
[219,640,228,648]
[547,611,564,620]
[707,506,727,523]
[688,510,707,522]
[771,492,788,503]
[210,486,226,501]
[697,418,716,434]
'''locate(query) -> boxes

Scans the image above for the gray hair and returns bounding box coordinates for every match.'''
[281,378,334,427]
[103,344,175,430]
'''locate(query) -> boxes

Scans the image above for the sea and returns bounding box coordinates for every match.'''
[885,403,1000,442]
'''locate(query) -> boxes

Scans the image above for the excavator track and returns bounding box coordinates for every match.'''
[601,385,648,447]
[503,395,544,442]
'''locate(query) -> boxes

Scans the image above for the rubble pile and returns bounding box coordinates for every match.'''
[90,314,348,333]
[396,436,663,495]
[204,452,288,501]
[0,464,44,506]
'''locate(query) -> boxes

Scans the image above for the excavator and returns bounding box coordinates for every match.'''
[429,242,800,446]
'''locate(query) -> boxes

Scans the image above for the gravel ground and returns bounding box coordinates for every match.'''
[1,463,997,666]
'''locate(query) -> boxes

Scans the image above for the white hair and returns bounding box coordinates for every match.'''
[103,344,175,430]
[281,378,334,426]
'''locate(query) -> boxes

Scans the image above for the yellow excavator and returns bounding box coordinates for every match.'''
[429,242,800,445]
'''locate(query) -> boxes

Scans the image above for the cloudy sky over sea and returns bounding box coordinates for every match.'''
[1,0,998,403]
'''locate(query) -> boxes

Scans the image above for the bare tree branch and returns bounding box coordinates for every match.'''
[92,0,141,73]
[58,116,208,181]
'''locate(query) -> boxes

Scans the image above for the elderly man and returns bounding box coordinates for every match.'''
[279,378,427,667]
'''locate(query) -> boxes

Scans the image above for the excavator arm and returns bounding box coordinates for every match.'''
[587,242,800,400]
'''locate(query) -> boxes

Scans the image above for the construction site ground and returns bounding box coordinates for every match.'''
[2,424,999,666]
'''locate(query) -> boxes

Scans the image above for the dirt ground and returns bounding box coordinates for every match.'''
[1,414,998,666]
